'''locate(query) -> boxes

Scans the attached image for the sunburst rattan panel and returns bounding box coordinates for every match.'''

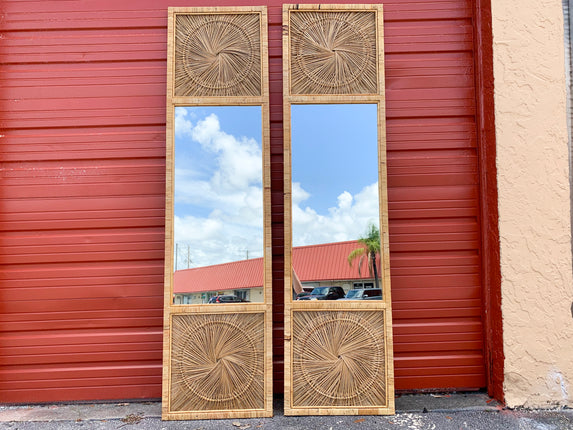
[163,7,272,420]
[292,310,387,408]
[174,12,262,97]
[170,313,265,412]
[288,8,377,96]
[283,4,394,416]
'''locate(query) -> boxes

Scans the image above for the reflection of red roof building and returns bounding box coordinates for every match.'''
[174,258,263,293]
[174,240,379,294]
[293,240,380,283]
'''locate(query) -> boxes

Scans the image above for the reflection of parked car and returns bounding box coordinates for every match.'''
[295,291,311,300]
[339,288,382,300]
[208,295,249,303]
[297,286,345,301]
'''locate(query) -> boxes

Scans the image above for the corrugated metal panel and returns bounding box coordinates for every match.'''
[0,0,167,403]
[384,0,484,390]
[0,0,486,403]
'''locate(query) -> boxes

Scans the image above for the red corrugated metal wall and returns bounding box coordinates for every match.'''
[0,0,488,403]
[383,0,486,390]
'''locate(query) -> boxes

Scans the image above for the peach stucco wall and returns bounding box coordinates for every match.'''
[491,0,573,408]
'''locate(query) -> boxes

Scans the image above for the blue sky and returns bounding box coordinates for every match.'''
[292,104,378,215]
[174,106,263,268]
[291,104,380,246]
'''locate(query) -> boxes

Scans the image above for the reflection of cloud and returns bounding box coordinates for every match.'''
[191,114,262,191]
[293,182,379,246]
[337,191,353,209]
[175,107,195,136]
[174,214,263,268]
[174,109,263,267]
[292,182,310,205]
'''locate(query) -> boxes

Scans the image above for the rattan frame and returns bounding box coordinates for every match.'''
[163,6,272,420]
[283,4,395,416]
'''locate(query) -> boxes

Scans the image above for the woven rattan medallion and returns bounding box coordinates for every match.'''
[292,310,386,408]
[175,13,262,97]
[170,313,265,412]
[289,10,377,95]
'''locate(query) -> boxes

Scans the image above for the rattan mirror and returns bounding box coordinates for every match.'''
[163,7,272,420]
[283,4,394,416]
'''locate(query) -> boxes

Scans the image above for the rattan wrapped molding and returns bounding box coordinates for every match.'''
[175,13,262,97]
[289,11,377,95]
[292,310,386,407]
[170,313,265,412]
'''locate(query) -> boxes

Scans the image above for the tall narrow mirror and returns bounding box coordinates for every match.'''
[173,106,264,304]
[283,4,393,416]
[163,6,272,420]
[291,104,381,301]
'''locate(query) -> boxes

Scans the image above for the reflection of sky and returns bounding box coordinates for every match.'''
[292,104,380,247]
[173,104,380,267]
[174,106,263,268]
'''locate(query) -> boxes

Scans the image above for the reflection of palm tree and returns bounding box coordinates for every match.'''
[347,224,381,290]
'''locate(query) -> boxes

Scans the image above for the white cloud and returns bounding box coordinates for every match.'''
[174,107,194,137]
[174,213,262,269]
[292,182,310,206]
[337,191,353,210]
[293,182,380,247]
[185,113,262,192]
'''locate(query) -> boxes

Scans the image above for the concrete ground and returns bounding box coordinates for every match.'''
[0,393,572,429]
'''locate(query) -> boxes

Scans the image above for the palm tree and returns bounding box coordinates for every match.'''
[347,224,381,290]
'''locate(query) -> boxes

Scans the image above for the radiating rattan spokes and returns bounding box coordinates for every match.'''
[175,13,262,97]
[292,311,386,407]
[170,313,265,412]
[289,11,377,95]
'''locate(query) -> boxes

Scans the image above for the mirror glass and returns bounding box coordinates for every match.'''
[291,104,381,301]
[173,106,264,304]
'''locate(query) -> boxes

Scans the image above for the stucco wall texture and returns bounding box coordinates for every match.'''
[491,0,573,408]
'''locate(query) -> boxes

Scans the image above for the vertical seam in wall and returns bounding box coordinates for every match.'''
[566,1,573,316]
[474,0,505,403]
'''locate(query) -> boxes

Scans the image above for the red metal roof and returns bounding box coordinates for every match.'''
[293,240,380,283]
[174,240,377,294]
[174,257,263,293]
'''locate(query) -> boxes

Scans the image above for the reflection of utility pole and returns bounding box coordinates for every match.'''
[175,242,192,270]
[175,243,178,271]
[240,248,249,259]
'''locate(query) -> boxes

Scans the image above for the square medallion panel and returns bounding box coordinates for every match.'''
[292,310,387,408]
[174,12,262,97]
[170,313,265,412]
[287,6,378,96]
